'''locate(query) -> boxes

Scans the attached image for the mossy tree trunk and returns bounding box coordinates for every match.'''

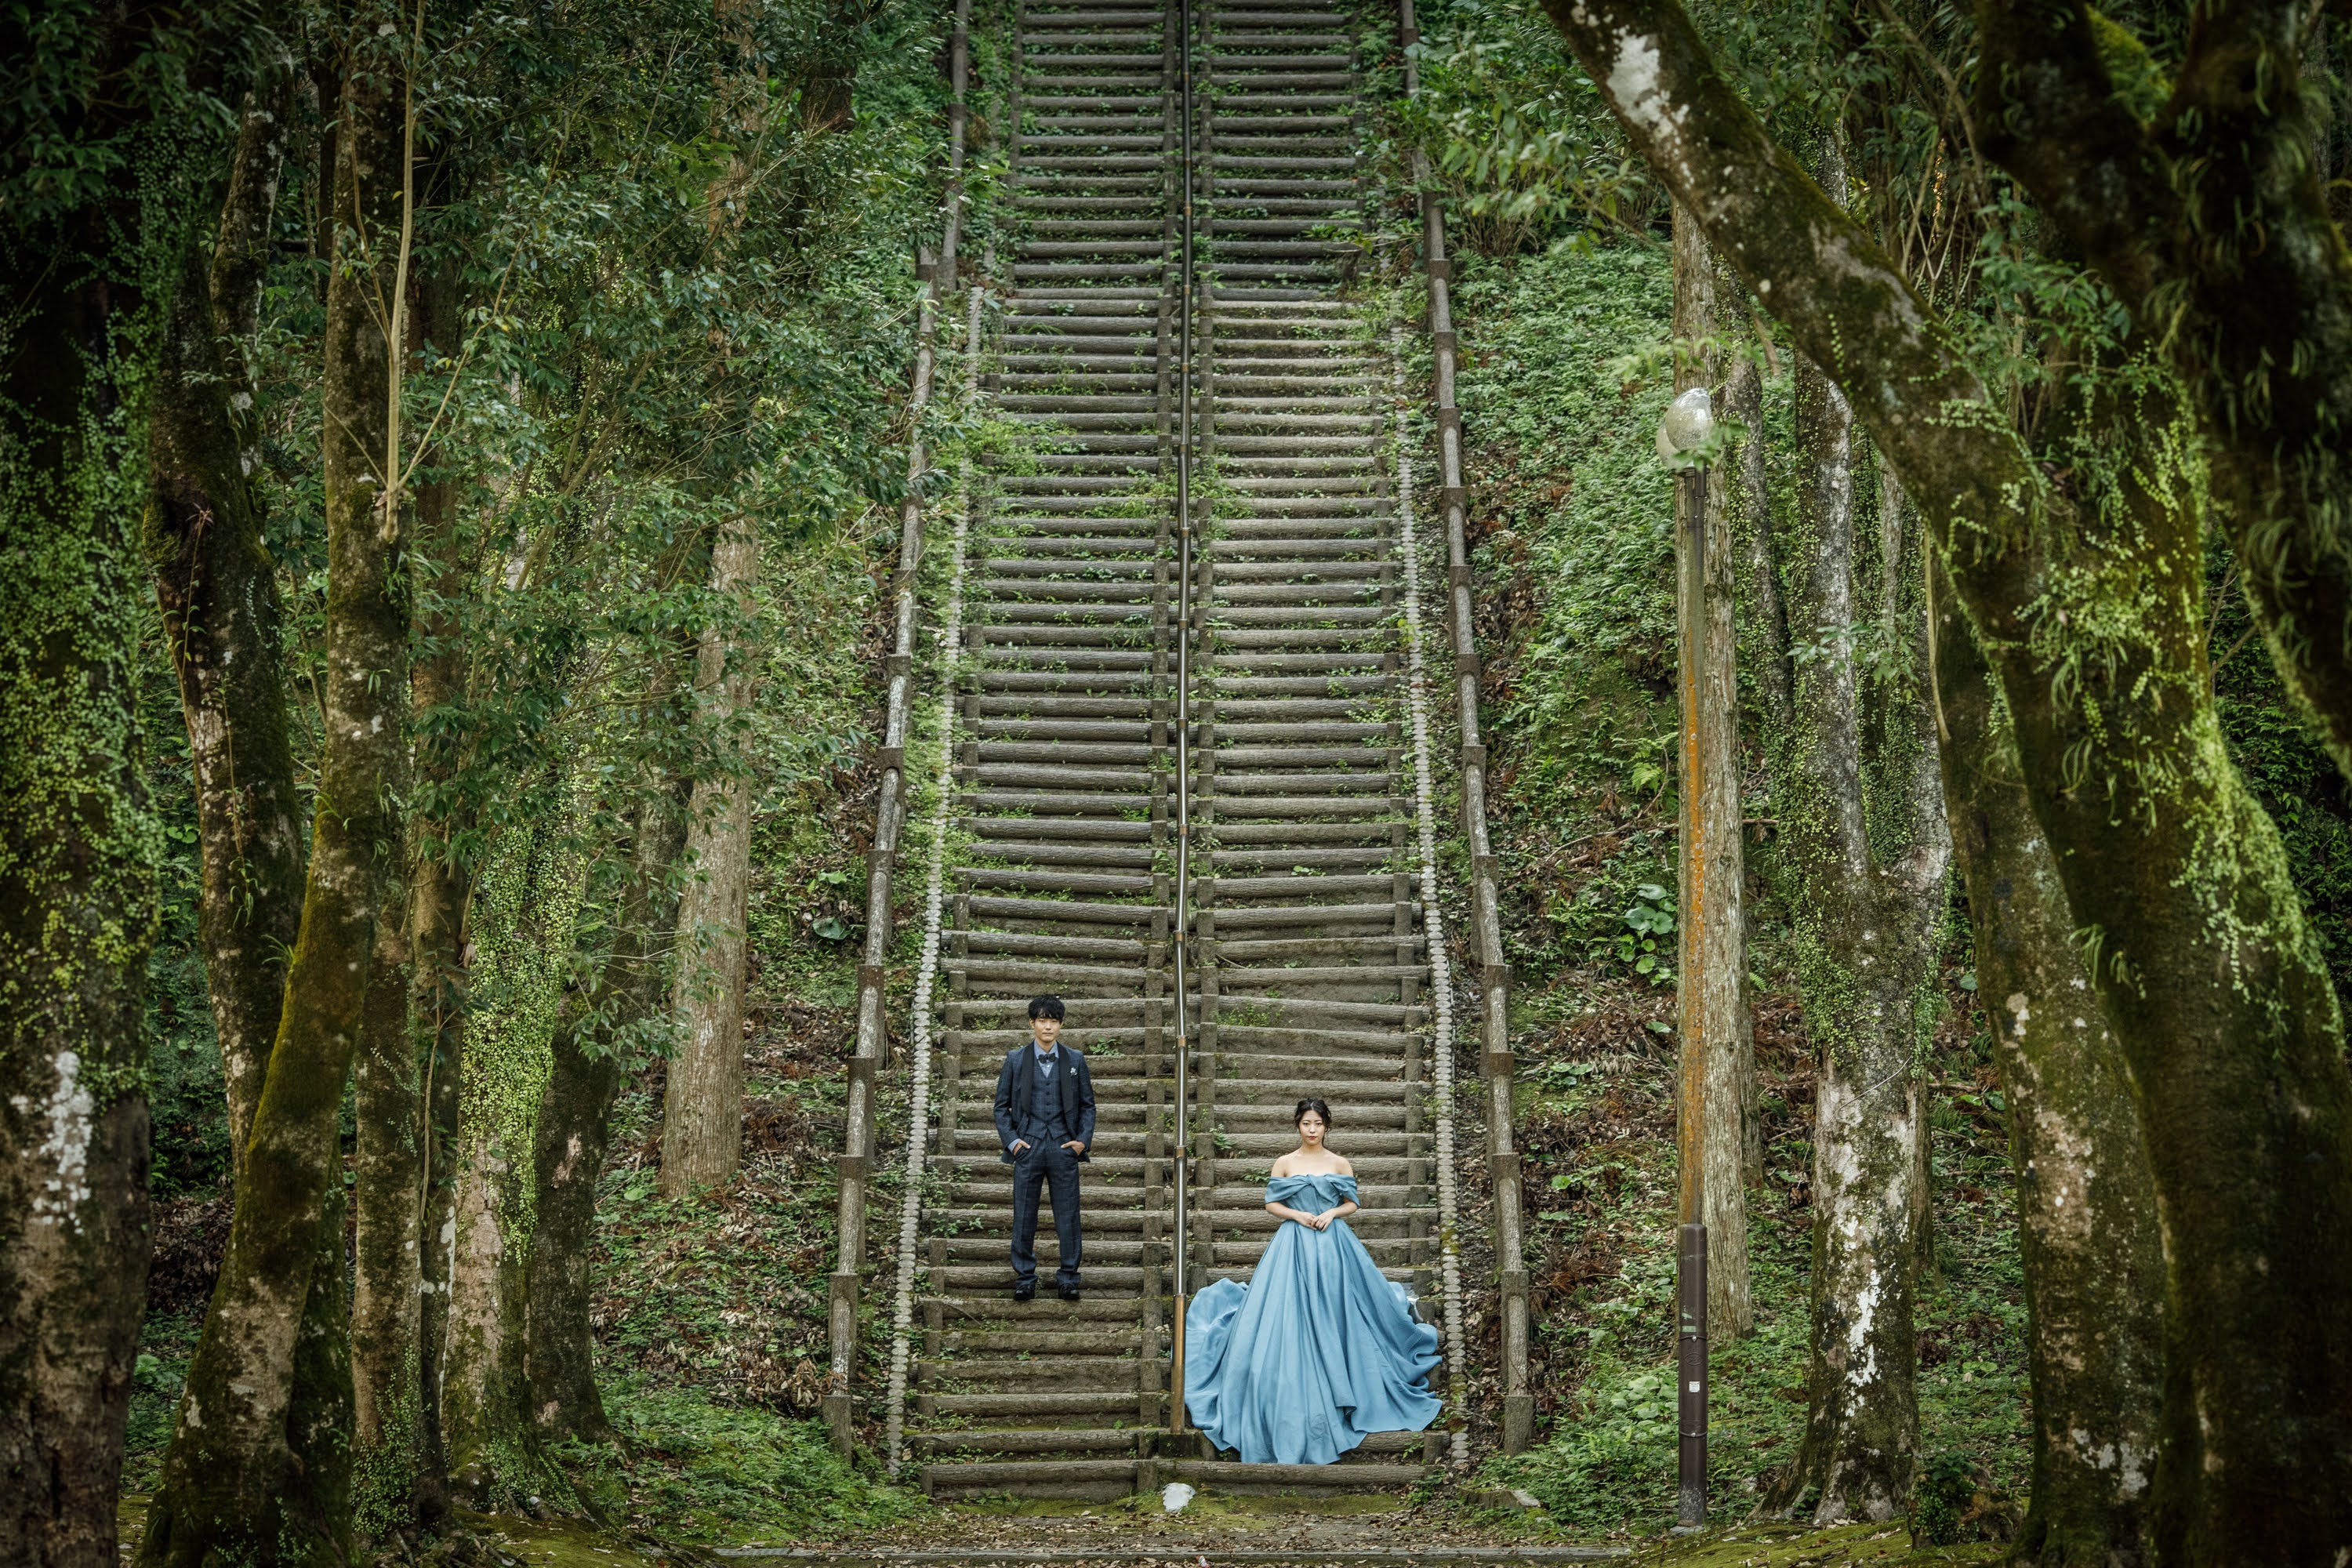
[659,516,761,1198]
[350,249,467,1536]
[145,41,362,1551]
[526,782,692,1444]
[351,851,418,1529]
[0,33,179,1552]
[1541,1,2352,1554]
[407,267,477,1530]
[1931,558,2165,1567]
[1670,200,1755,1339]
[441,804,588,1500]
[1976,2,2352,787]
[1730,136,1947,1526]
[147,39,304,1167]
[136,7,413,1563]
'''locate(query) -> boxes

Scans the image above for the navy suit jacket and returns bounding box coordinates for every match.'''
[993,1044,1096,1163]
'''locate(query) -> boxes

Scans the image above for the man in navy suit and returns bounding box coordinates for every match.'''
[994,994,1096,1301]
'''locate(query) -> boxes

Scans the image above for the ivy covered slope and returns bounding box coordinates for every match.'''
[1436,239,2038,1537]
[564,537,925,1543]
[1419,89,2352,1555]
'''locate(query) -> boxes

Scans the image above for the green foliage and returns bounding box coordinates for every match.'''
[1608,884,1676,985]
[1397,0,1657,255]
[124,1311,202,1494]
[1513,1363,1678,1519]
[0,2,237,222]
[140,656,233,1197]
[1444,239,1680,969]
[590,1102,841,1413]
[1910,1451,1975,1547]
[1490,967,2027,1538]
[466,800,593,1244]
[1455,241,1675,805]
[2209,535,2352,996]
[557,1382,924,1541]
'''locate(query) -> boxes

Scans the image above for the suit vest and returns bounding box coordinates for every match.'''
[1025,1051,1072,1144]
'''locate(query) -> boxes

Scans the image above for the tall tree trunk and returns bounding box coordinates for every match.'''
[1738,146,1947,1519]
[407,285,475,1530]
[527,782,692,1443]
[1539,2,2352,1553]
[1764,347,1936,1526]
[147,39,306,1170]
[1726,349,1785,1187]
[1671,200,1754,1339]
[351,871,419,1527]
[145,41,362,1555]
[441,804,589,1499]
[794,0,866,130]
[0,126,169,1568]
[411,858,466,1529]
[1931,558,2165,1567]
[350,248,466,1535]
[659,516,762,1197]
[137,7,412,1562]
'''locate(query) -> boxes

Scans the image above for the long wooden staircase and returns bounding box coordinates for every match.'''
[886,0,1472,1501]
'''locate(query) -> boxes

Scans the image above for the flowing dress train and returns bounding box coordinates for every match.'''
[1181,1173,1442,1465]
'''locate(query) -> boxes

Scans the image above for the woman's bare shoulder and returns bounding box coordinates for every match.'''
[1269,1152,1295,1178]
[1334,1154,1356,1176]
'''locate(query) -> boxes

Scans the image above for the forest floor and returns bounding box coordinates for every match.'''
[328,1504,2002,1568]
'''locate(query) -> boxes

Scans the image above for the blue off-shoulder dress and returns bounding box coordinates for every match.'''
[1181,1173,1443,1464]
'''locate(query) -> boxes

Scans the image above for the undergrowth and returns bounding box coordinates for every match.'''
[555,1382,924,1542]
[1452,236,2031,1539]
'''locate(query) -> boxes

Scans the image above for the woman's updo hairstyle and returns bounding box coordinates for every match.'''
[1293,1098,1334,1128]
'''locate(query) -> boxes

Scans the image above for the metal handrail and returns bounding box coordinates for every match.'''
[1167,0,1197,1440]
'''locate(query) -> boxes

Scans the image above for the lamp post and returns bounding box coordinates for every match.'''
[1657,384,1712,1532]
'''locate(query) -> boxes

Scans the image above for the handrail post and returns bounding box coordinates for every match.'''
[1167,0,1197,1445]
[1398,0,1531,1456]
[829,0,973,1458]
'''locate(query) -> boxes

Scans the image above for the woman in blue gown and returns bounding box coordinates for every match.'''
[1181,1099,1443,1464]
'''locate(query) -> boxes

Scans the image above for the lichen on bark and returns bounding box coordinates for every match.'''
[1932,554,2163,1567]
[1541,0,2352,1552]
[1715,135,1949,1526]
[0,182,169,1568]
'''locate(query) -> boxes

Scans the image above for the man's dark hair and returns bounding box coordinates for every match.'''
[1028,994,1065,1022]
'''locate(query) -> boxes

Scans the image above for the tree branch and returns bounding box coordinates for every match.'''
[1534,0,2048,639]
[1973,0,2176,314]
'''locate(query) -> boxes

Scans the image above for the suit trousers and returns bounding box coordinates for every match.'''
[1009,1142,1083,1287]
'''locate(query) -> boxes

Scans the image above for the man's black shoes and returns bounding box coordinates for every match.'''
[1058,1282,1081,1302]
[1012,1280,1036,1302]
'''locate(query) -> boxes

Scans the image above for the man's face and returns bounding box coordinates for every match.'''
[1031,1014,1062,1049]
